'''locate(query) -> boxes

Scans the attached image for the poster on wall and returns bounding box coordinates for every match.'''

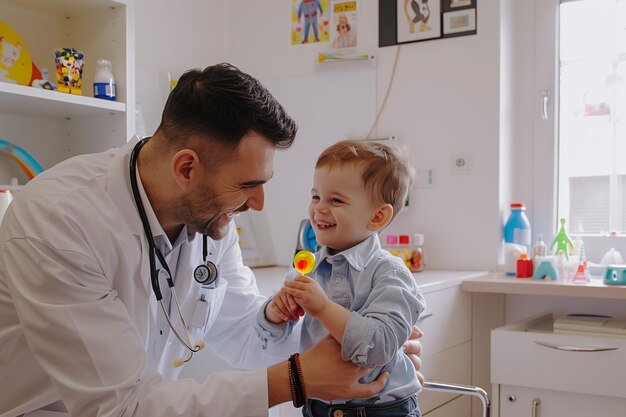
[396,0,441,43]
[291,0,331,45]
[442,0,477,37]
[329,0,358,51]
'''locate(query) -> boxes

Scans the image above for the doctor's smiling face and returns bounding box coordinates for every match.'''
[177,132,275,240]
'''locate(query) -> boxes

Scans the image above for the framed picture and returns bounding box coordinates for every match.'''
[396,0,441,43]
[443,0,475,11]
[443,8,476,37]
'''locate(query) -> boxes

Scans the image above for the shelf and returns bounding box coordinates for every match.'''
[1,0,127,18]
[462,273,626,300]
[0,82,125,118]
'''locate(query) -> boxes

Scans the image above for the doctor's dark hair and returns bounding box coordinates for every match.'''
[155,63,297,153]
[315,140,415,220]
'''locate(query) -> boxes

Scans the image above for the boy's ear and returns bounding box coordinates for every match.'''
[367,203,394,232]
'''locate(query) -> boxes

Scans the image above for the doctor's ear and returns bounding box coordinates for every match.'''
[367,203,393,232]
[170,149,202,191]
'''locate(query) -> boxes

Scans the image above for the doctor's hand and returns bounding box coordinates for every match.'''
[403,326,425,384]
[299,335,389,401]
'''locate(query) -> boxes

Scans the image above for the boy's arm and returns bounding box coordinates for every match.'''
[341,262,425,368]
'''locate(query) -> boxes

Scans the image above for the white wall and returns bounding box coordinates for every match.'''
[224,0,502,270]
[132,0,531,272]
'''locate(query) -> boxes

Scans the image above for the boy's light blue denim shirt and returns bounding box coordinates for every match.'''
[255,233,426,404]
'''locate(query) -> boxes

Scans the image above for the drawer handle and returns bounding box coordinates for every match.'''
[531,398,541,417]
[418,312,433,322]
[534,341,618,352]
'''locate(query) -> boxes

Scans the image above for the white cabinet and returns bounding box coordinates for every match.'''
[419,282,472,417]
[491,314,626,417]
[0,0,134,184]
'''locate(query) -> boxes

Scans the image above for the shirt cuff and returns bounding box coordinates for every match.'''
[342,311,376,366]
[254,297,294,347]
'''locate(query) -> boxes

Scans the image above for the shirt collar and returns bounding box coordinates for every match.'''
[316,233,381,272]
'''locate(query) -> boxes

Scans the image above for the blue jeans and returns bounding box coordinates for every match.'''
[302,395,420,417]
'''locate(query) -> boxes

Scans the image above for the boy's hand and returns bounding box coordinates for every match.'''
[266,288,301,323]
[283,275,329,317]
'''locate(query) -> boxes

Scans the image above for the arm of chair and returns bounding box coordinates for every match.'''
[421,381,490,417]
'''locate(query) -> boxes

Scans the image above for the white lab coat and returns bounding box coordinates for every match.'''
[0,138,299,417]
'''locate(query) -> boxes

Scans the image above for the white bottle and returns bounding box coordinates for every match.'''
[93,59,116,100]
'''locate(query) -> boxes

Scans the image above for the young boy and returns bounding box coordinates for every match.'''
[255,140,426,416]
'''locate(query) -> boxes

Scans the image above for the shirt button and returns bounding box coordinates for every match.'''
[333,410,344,417]
[335,277,341,283]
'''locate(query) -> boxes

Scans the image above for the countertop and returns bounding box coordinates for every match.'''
[253,266,490,296]
[462,273,626,300]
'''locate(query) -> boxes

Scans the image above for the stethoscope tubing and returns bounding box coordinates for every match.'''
[129,138,206,356]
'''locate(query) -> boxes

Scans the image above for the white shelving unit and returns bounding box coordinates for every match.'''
[0,0,135,185]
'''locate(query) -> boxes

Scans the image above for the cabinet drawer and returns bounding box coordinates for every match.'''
[419,285,471,356]
[492,314,626,398]
[497,384,626,417]
[420,341,471,413]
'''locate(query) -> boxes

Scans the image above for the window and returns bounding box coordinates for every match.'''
[557,0,626,236]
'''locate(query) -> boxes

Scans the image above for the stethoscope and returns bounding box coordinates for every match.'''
[130,138,219,367]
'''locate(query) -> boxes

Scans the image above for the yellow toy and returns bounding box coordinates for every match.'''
[54,48,84,95]
[0,20,43,86]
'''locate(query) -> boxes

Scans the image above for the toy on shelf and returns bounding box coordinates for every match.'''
[533,257,559,281]
[292,250,316,316]
[0,139,44,180]
[32,68,55,90]
[572,241,590,284]
[550,218,574,260]
[516,253,533,278]
[0,20,43,86]
[54,48,84,95]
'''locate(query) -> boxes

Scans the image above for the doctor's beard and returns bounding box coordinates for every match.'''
[176,185,249,240]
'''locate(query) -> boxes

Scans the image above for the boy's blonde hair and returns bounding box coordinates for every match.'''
[315,140,415,219]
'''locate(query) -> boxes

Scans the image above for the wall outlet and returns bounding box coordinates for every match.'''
[452,154,471,172]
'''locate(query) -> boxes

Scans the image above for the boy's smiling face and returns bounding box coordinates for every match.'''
[308,163,384,253]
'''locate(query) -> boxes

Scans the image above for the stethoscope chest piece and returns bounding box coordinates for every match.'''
[194,261,218,285]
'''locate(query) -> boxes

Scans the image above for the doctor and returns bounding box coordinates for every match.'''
[0,63,422,417]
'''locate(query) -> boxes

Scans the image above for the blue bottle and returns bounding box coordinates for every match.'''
[504,203,531,253]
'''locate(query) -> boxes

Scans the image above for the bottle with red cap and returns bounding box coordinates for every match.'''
[504,203,531,253]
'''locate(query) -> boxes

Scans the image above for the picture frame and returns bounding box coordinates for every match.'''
[396,0,441,44]
[443,0,475,12]
[443,7,476,37]
[379,0,477,47]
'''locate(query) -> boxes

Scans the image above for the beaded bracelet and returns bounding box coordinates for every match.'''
[288,353,307,408]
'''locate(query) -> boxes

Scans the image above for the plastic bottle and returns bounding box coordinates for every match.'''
[409,233,424,273]
[532,234,547,258]
[504,203,531,253]
[93,59,116,100]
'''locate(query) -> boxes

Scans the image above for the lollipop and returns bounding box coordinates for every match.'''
[294,250,316,274]
[292,250,316,316]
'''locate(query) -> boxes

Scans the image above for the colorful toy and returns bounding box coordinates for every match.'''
[0,20,43,86]
[0,139,44,180]
[533,257,559,281]
[32,68,55,90]
[572,242,590,284]
[292,250,316,316]
[516,253,533,278]
[54,48,84,95]
[550,218,574,260]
